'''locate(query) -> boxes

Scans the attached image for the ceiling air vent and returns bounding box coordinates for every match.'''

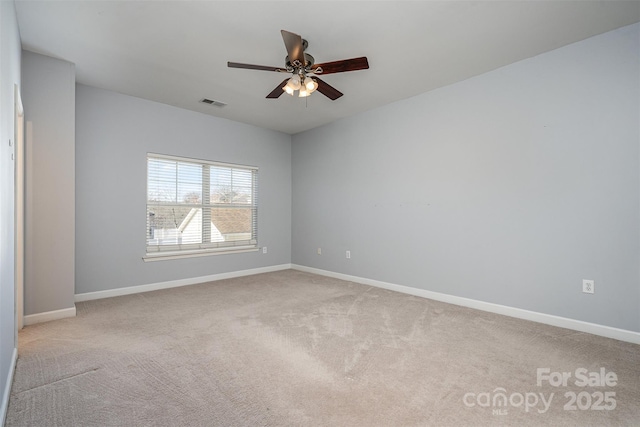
[199,98,227,107]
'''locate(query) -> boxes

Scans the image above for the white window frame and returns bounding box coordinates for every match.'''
[144,153,258,261]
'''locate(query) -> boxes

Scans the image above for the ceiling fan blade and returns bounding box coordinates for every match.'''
[281,30,305,66]
[266,79,290,99]
[228,62,287,73]
[313,57,369,75]
[314,77,343,100]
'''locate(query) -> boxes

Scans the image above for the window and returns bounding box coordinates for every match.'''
[146,153,257,259]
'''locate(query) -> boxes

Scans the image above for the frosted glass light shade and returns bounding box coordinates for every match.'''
[304,77,318,93]
[289,75,301,90]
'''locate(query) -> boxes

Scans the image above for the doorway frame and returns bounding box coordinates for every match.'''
[14,84,24,337]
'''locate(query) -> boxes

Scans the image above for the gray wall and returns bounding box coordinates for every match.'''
[75,84,292,294]
[292,23,640,332]
[22,51,76,316]
[0,0,21,417]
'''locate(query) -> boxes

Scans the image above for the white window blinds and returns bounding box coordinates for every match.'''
[146,153,257,255]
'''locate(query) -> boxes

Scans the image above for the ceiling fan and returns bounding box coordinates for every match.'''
[228,30,369,100]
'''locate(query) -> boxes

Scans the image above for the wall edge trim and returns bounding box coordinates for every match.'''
[74,263,293,302]
[23,306,77,326]
[291,264,640,345]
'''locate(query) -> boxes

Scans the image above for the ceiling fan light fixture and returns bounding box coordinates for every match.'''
[282,74,302,96]
[298,88,310,97]
[289,74,301,90]
[304,77,318,93]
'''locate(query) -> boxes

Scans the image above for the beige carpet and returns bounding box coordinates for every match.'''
[6,270,640,426]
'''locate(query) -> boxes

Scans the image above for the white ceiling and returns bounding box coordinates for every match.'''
[15,1,640,135]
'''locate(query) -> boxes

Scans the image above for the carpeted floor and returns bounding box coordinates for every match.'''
[6,269,640,426]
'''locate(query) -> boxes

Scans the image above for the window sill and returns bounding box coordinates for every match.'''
[143,247,259,262]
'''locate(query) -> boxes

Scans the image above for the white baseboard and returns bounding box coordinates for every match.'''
[291,264,640,345]
[1,347,17,426]
[23,306,77,326]
[75,263,293,302]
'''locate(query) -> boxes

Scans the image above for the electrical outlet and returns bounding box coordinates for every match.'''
[346,250,351,259]
[262,246,267,254]
[582,279,594,294]
[317,248,322,255]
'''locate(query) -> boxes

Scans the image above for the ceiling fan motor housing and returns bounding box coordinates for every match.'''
[286,53,315,71]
